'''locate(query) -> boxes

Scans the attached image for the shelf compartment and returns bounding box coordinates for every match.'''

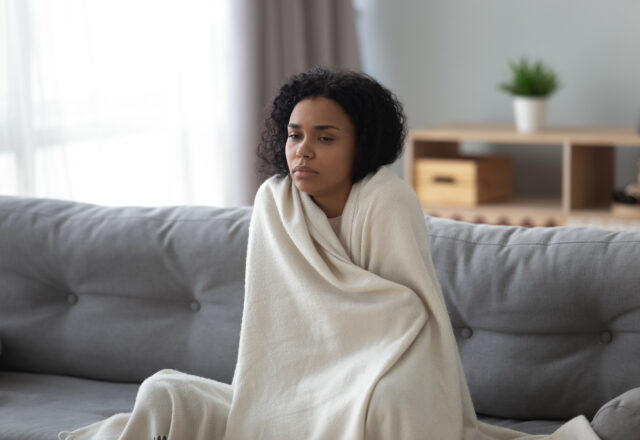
[562,144,615,211]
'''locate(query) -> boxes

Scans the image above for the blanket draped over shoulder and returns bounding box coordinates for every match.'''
[61,166,599,440]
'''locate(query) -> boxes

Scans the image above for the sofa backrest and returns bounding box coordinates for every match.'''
[1,196,639,420]
[0,196,250,384]
[426,216,640,420]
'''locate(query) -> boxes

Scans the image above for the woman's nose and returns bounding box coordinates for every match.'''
[296,139,314,158]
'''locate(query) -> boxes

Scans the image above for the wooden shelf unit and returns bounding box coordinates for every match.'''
[404,123,640,228]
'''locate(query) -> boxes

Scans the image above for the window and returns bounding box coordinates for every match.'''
[1,0,230,206]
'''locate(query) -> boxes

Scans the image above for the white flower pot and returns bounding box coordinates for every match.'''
[513,96,547,133]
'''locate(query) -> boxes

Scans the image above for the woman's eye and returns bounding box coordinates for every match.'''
[287,133,300,140]
[319,136,333,143]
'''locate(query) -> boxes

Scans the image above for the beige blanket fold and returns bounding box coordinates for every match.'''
[62,165,600,440]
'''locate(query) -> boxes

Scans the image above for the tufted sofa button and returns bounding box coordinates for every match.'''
[600,331,612,344]
[460,327,473,339]
[190,301,201,312]
[67,294,78,305]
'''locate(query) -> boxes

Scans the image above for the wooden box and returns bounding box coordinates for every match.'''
[414,156,512,206]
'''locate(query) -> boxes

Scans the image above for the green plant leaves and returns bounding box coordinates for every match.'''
[498,57,559,97]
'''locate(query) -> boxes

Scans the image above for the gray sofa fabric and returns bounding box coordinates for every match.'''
[426,217,640,421]
[476,415,563,435]
[591,386,640,440]
[0,371,138,439]
[1,195,639,439]
[0,196,250,384]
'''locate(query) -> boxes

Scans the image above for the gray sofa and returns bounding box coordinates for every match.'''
[1,195,639,440]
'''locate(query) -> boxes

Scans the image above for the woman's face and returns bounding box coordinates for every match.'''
[285,96,356,216]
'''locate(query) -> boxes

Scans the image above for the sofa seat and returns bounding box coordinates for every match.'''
[0,371,138,440]
[1,369,565,439]
[478,414,563,435]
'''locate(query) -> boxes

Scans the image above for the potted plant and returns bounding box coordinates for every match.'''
[499,57,559,133]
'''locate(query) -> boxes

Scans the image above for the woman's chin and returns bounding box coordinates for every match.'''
[292,180,315,194]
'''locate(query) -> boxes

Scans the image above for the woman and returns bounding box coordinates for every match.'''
[61,67,599,439]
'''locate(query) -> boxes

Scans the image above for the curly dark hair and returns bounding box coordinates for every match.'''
[256,66,407,183]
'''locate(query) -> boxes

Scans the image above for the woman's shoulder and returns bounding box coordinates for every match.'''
[359,166,422,214]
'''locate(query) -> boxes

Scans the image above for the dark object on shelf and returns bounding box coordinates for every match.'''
[473,215,486,224]
[521,218,535,228]
[612,189,638,205]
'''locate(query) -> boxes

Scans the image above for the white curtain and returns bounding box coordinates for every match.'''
[1,0,232,207]
[1,0,361,207]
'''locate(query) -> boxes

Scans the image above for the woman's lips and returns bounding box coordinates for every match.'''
[293,166,318,178]
[293,169,318,178]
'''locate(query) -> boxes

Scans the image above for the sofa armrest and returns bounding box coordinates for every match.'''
[591,387,640,440]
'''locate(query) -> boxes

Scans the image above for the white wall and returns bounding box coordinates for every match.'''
[354,0,640,195]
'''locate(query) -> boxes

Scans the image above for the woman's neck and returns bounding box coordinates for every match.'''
[310,186,352,218]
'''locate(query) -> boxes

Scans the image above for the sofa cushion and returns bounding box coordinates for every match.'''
[591,386,640,440]
[425,217,640,420]
[0,196,251,383]
[0,371,138,440]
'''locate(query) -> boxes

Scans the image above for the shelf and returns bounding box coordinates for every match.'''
[410,123,640,147]
[571,205,640,221]
[421,198,640,229]
[420,196,564,227]
[568,211,640,231]
[406,123,640,229]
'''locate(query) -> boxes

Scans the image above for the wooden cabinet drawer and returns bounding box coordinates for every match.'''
[415,156,512,206]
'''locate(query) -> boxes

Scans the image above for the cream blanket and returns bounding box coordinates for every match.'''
[62,165,600,440]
